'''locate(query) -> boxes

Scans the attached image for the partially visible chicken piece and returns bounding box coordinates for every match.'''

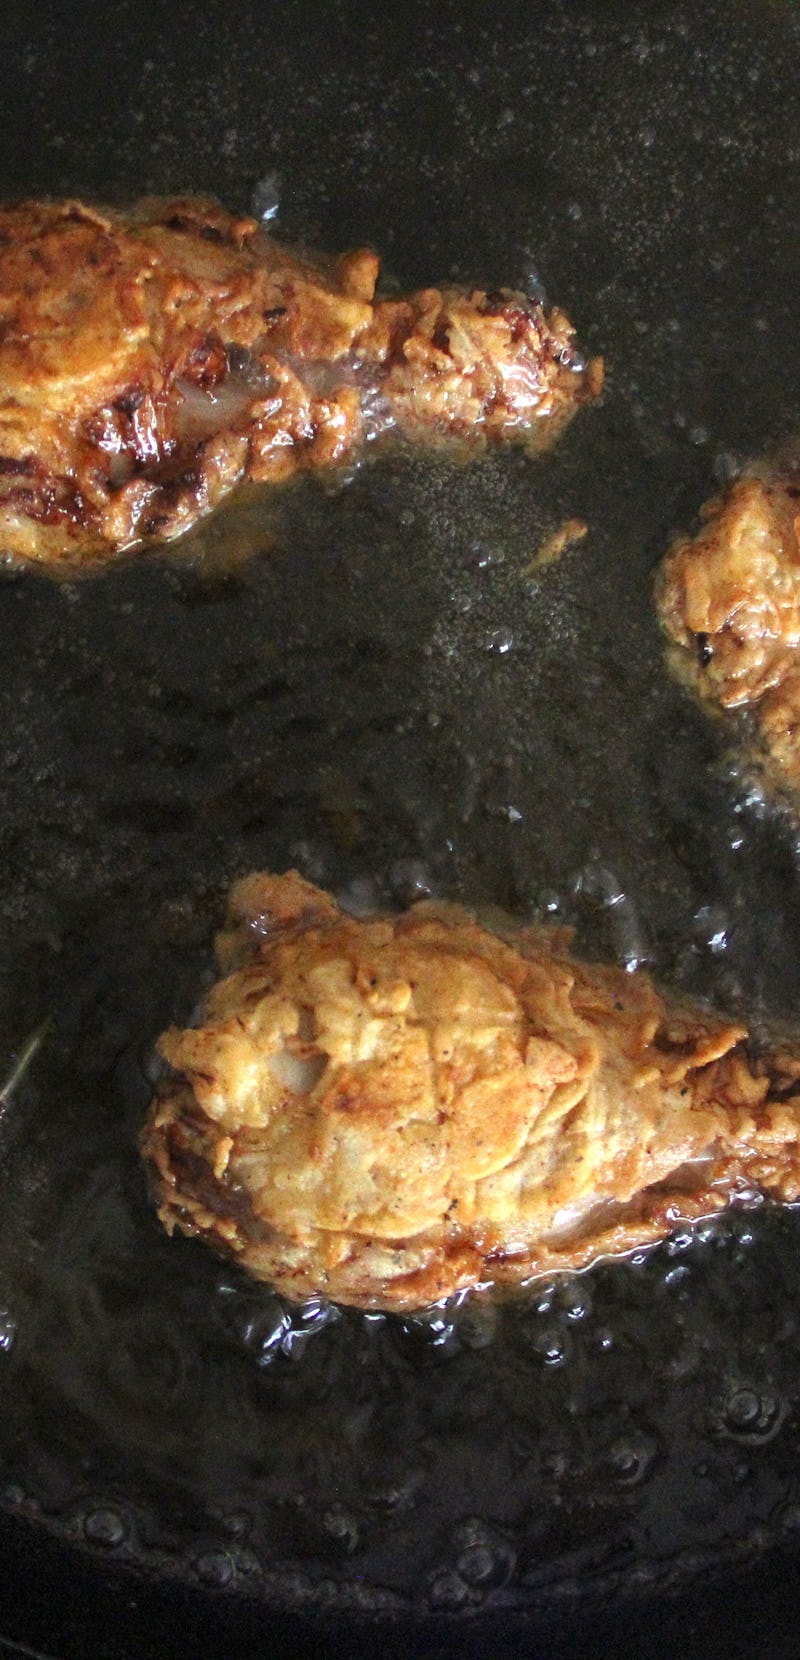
[141,870,800,1313]
[0,196,601,567]
[657,458,800,797]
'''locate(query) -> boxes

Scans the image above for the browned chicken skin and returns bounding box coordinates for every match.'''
[657,457,800,798]
[0,196,601,566]
[141,871,800,1312]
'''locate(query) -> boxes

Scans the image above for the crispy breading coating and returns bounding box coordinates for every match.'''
[141,872,800,1311]
[0,196,601,566]
[657,460,800,797]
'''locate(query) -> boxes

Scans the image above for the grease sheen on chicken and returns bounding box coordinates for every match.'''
[141,872,800,1312]
[657,456,800,800]
[0,195,601,566]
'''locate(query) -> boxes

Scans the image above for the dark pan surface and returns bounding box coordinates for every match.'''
[2,1,800,1654]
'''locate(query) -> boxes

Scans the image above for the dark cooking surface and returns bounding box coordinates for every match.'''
[2,0,800,1652]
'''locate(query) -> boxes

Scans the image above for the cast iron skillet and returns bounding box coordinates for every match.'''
[2,1,800,1654]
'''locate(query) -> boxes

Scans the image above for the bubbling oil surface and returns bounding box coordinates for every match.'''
[1,0,800,1621]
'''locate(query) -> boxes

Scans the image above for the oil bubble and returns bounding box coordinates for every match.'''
[372,1470,422,1514]
[338,875,384,917]
[722,1387,785,1444]
[399,1304,462,1358]
[530,1324,570,1368]
[390,858,435,905]
[483,627,514,656]
[606,1431,657,1488]
[457,1544,498,1585]
[452,1518,516,1589]
[428,1570,470,1610]
[555,1277,593,1321]
[488,802,523,823]
[532,1280,556,1315]
[776,1502,800,1533]
[575,863,624,907]
[194,1550,234,1587]
[322,1506,360,1554]
[0,1310,16,1353]
[251,174,281,223]
[661,1264,691,1290]
[141,1048,164,1086]
[83,1506,127,1548]
[713,451,740,483]
[692,904,730,956]
[239,1299,290,1365]
[281,1297,340,1359]
[465,539,504,570]
[455,1298,498,1350]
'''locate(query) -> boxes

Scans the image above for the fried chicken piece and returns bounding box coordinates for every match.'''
[140,871,800,1312]
[657,457,800,797]
[0,196,601,567]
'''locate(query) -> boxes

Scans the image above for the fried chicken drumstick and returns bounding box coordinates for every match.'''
[0,196,601,566]
[657,455,800,800]
[141,871,800,1312]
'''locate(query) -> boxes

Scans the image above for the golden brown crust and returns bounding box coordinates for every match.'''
[0,196,601,567]
[656,461,800,797]
[140,872,800,1311]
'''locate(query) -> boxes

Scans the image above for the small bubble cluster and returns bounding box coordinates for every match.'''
[428,1517,517,1608]
[218,1282,341,1369]
[396,1289,501,1359]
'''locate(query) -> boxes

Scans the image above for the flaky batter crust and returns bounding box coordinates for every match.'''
[657,458,800,799]
[141,872,800,1311]
[0,196,601,566]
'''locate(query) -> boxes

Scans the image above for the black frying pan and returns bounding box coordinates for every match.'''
[3,2,800,1655]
